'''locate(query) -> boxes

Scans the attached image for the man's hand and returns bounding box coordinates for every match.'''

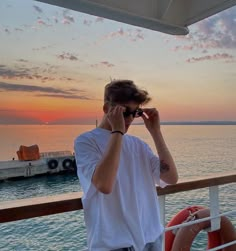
[106,105,126,133]
[141,108,160,135]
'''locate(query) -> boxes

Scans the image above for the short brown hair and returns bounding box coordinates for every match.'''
[104,80,151,105]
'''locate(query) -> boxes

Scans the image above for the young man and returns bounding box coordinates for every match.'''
[74,80,178,251]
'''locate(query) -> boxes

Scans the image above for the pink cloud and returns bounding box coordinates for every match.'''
[172,7,236,52]
[0,64,56,82]
[61,18,70,25]
[186,53,234,63]
[83,19,92,26]
[61,16,74,25]
[101,61,115,67]
[64,15,74,23]
[99,27,145,43]
[173,45,194,51]
[37,19,46,25]
[91,61,115,68]
[57,52,78,61]
[37,19,52,27]
[52,16,58,23]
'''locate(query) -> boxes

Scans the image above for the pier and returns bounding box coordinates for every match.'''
[0,151,75,180]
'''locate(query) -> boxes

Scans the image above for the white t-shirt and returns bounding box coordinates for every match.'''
[74,127,164,251]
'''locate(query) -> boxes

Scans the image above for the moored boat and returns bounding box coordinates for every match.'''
[0,145,75,181]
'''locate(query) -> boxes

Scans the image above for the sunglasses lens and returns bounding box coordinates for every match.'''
[123,109,143,118]
[135,109,143,117]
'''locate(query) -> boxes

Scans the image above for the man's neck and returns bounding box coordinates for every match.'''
[98,117,112,131]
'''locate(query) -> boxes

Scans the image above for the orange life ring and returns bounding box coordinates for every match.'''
[165,205,236,251]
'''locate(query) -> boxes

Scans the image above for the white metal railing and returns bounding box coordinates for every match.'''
[159,183,236,251]
[208,241,236,251]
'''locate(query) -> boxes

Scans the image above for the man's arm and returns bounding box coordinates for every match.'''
[92,132,123,194]
[142,108,178,185]
[92,105,125,194]
[151,130,178,184]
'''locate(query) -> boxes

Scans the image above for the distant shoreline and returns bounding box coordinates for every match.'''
[1,121,236,125]
[160,121,236,125]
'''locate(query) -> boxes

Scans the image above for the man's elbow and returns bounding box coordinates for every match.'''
[92,172,114,194]
[94,181,113,194]
[162,173,178,185]
[99,185,112,194]
[168,173,179,185]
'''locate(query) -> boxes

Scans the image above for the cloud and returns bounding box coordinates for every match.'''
[0,65,32,79]
[171,6,236,52]
[0,81,92,100]
[57,52,78,61]
[0,81,70,94]
[36,17,52,27]
[52,16,58,23]
[61,18,70,24]
[32,44,55,51]
[59,77,74,81]
[15,28,24,32]
[33,5,43,14]
[100,61,115,67]
[173,45,194,52]
[64,15,74,23]
[186,53,234,63]
[97,28,145,44]
[35,94,91,99]
[83,19,92,26]
[91,61,115,68]
[0,62,64,82]
[81,16,104,26]
[62,9,75,24]
[32,8,76,26]
[4,28,10,34]
[37,19,47,26]
[0,64,57,82]
[17,59,28,63]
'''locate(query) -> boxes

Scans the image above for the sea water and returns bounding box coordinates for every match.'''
[0,125,236,250]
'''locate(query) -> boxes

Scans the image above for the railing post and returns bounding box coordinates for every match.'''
[159,195,166,251]
[209,185,220,231]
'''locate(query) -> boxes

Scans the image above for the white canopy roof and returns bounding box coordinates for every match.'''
[36,0,236,35]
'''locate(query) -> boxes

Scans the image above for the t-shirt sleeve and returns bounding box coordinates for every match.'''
[74,134,101,202]
[144,142,167,188]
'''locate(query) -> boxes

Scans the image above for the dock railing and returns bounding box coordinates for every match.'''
[1,172,236,250]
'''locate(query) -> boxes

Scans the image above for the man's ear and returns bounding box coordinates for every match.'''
[103,103,109,114]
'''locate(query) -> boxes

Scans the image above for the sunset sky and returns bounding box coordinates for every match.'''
[0,0,236,124]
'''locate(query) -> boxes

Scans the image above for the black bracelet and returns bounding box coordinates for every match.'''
[111,130,124,135]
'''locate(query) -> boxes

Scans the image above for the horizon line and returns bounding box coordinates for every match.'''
[0,120,236,126]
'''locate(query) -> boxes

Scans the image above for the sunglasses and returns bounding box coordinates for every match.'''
[123,108,143,118]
